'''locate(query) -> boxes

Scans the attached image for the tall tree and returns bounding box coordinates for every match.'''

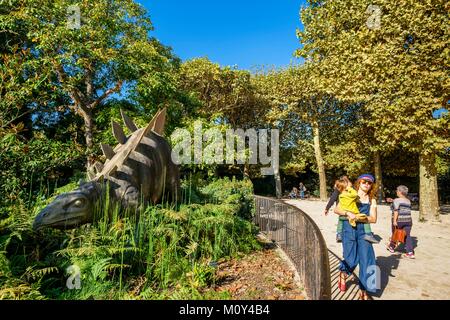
[178,58,266,128]
[255,65,353,200]
[1,1,42,135]
[297,0,449,220]
[178,58,278,189]
[3,0,175,167]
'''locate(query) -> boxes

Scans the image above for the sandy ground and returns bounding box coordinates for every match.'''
[285,199,450,300]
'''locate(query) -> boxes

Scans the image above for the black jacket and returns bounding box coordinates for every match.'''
[325,188,340,211]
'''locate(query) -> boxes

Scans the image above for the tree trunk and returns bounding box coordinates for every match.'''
[81,109,95,168]
[373,150,384,204]
[312,122,327,200]
[419,152,440,222]
[274,168,282,199]
[243,163,250,179]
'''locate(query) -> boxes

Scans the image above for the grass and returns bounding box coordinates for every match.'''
[0,177,261,299]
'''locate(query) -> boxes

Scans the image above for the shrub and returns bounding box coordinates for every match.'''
[200,177,255,220]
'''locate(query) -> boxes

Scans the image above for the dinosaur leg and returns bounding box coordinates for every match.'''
[166,162,180,204]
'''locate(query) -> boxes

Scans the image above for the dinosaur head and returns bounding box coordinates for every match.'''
[33,181,102,231]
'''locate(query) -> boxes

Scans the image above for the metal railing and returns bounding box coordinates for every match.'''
[253,195,331,300]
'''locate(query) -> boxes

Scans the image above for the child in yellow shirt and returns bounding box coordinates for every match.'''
[335,177,378,243]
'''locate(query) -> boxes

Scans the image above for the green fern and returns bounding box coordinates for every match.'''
[1,177,260,299]
[23,266,59,281]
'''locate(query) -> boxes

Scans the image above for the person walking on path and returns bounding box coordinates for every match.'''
[324,177,343,215]
[334,176,379,244]
[324,178,342,241]
[387,185,415,259]
[324,175,378,244]
[299,182,306,199]
[334,173,379,300]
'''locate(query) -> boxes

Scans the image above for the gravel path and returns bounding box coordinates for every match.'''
[285,199,450,300]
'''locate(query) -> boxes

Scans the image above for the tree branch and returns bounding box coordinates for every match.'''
[85,69,94,97]
[89,81,123,109]
[53,60,86,111]
[0,29,20,36]
[1,108,35,129]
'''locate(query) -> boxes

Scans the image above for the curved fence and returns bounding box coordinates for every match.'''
[253,196,331,300]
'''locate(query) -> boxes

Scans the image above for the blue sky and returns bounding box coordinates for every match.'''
[139,0,306,70]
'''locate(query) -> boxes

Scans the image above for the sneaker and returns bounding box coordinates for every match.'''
[336,233,342,243]
[403,252,415,259]
[363,233,380,244]
[386,245,395,253]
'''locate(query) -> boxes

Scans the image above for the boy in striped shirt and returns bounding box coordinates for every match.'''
[387,185,415,259]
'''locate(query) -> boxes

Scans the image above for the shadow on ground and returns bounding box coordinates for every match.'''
[328,250,361,300]
[373,253,402,298]
[372,236,418,298]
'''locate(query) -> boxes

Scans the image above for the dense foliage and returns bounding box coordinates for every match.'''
[0,178,260,299]
[293,0,449,218]
[0,1,449,301]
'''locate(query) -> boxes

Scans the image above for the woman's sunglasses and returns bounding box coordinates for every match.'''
[361,180,373,185]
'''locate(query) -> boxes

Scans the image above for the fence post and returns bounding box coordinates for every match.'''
[284,206,288,248]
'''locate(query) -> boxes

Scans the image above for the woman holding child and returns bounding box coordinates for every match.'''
[334,174,378,300]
